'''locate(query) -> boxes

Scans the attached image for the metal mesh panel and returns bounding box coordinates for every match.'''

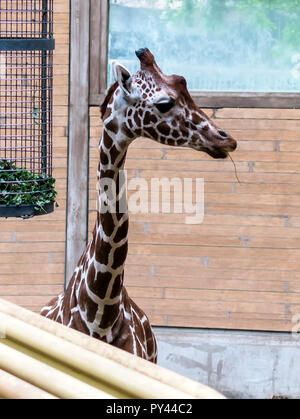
[0,0,53,38]
[0,0,54,218]
[0,50,53,175]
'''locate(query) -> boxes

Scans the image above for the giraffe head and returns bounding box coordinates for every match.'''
[105,48,236,159]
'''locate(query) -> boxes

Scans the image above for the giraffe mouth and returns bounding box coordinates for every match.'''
[205,149,229,159]
[191,133,237,159]
[204,137,237,159]
[191,144,231,159]
[194,144,229,159]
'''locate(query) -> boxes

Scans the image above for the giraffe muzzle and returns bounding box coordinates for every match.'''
[202,136,237,159]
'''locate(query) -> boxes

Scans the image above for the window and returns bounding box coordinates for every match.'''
[90,0,300,108]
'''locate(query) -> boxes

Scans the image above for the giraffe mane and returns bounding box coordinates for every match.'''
[100,81,119,120]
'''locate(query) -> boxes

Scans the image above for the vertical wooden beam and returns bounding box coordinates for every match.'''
[65,0,90,286]
[99,0,109,95]
[89,0,101,99]
[89,0,109,105]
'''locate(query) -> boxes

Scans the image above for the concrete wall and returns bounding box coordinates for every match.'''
[154,327,300,399]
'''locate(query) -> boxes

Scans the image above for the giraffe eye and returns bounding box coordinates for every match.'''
[155,98,175,114]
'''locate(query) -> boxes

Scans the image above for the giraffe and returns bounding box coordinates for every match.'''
[41,48,237,363]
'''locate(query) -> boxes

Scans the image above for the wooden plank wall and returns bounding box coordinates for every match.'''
[1,0,300,333]
[89,107,300,332]
[0,0,69,312]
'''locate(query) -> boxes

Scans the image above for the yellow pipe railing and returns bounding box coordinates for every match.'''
[0,298,225,400]
[0,369,57,400]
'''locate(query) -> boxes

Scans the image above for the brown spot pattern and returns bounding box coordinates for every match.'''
[114,220,129,243]
[100,212,115,237]
[110,274,123,299]
[145,126,157,139]
[144,111,151,125]
[192,113,204,125]
[157,122,171,137]
[100,170,115,179]
[95,237,112,266]
[100,150,109,166]
[100,303,120,329]
[103,131,113,149]
[150,114,158,124]
[110,145,119,166]
[112,242,128,270]
[90,271,113,300]
[134,112,141,127]
[106,118,119,135]
[69,311,90,335]
[121,123,134,139]
[87,263,96,284]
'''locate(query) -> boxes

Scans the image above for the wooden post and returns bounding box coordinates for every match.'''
[65,0,90,286]
[89,0,109,106]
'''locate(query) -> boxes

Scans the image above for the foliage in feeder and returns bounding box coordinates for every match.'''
[0,0,55,218]
[0,159,57,213]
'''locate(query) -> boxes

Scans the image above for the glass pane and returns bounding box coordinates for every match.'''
[108,0,300,92]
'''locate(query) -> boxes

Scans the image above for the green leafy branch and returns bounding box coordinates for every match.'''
[0,159,57,212]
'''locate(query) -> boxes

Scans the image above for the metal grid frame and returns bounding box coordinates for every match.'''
[0,0,54,218]
[0,0,53,38]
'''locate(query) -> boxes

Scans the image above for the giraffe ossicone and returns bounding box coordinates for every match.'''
[41,49,237,363]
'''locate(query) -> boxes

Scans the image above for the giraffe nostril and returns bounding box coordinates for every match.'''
[218,130,228,138]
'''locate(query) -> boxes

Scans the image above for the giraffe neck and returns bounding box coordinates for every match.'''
[82,114,133,340]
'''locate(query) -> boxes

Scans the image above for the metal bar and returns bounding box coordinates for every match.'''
[41,1,49,173]
[0,202,54,218]
[0,39,55,51]
[42,0,48,39]
[0,369,57,399]
[0,340,113,399]
[0,298,226,400]
[41,51,48,173]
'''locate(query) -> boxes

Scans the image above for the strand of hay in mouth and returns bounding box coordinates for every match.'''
[228,153,242,185]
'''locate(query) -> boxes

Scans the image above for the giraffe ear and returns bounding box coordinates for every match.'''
[112,61,132,96]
